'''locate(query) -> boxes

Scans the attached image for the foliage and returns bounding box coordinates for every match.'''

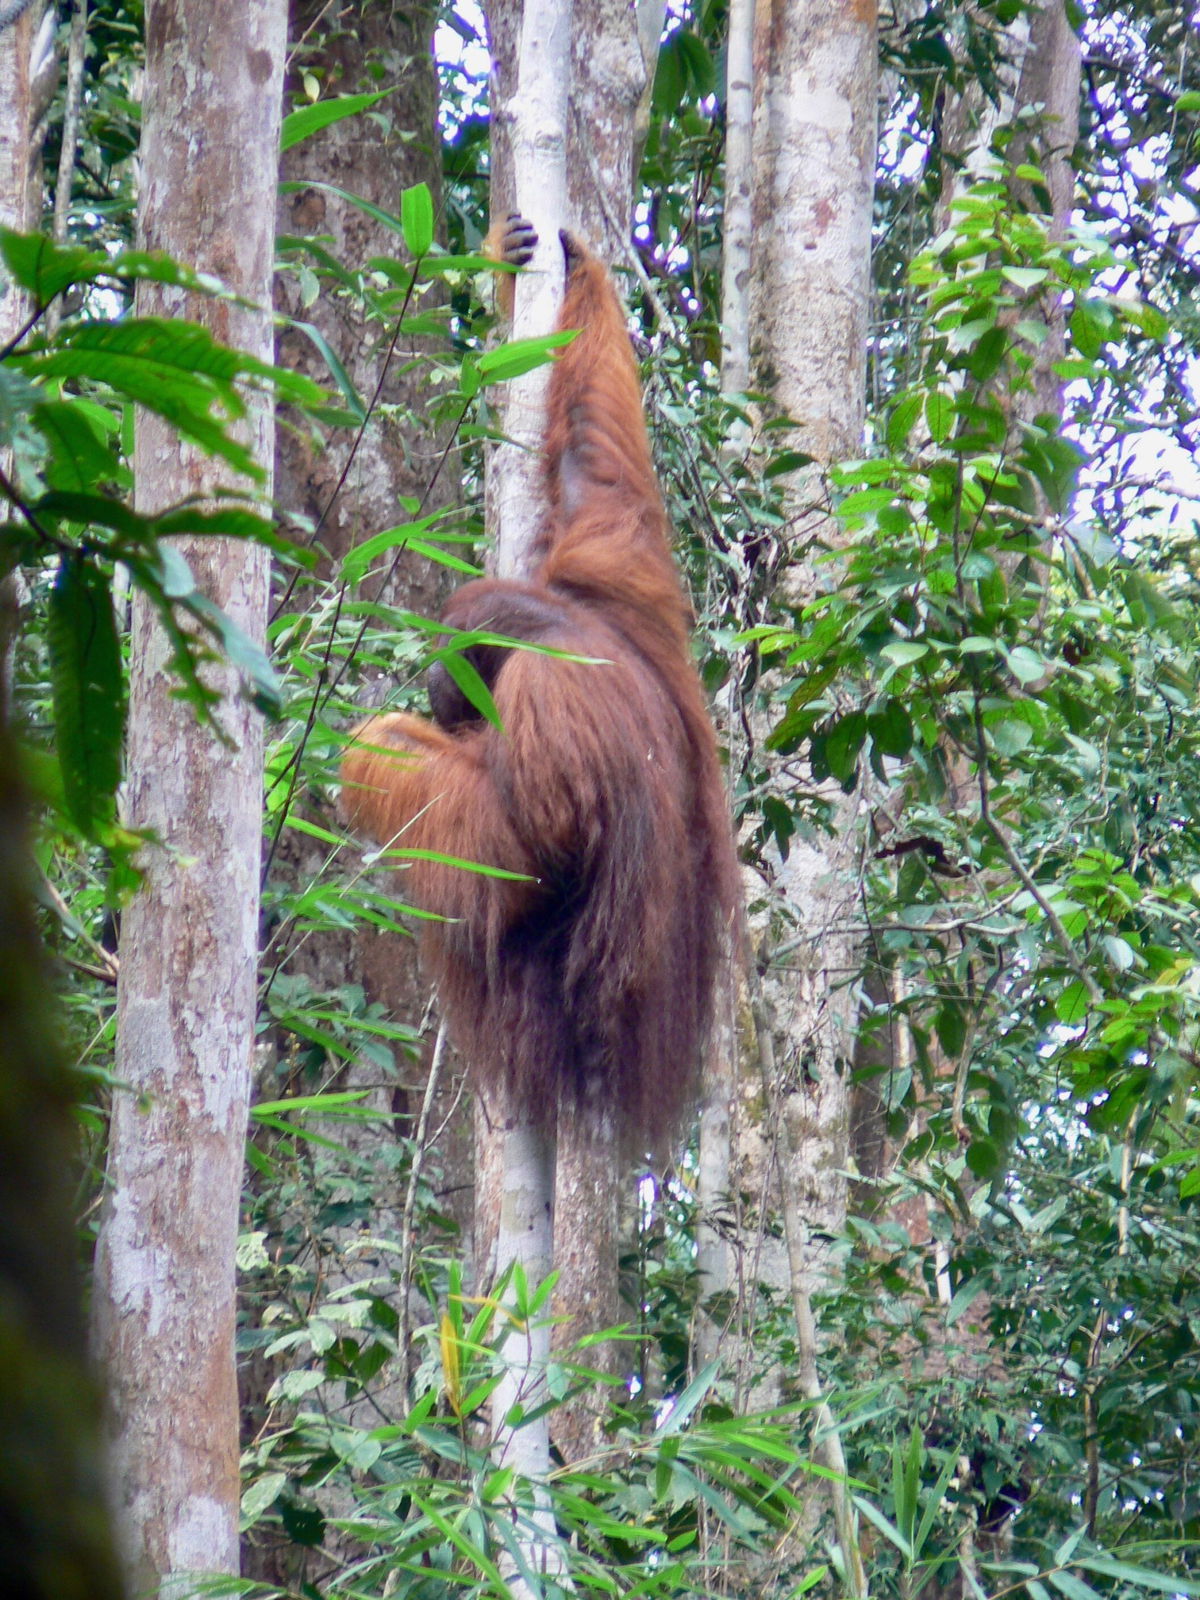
[10,4,1200,1599]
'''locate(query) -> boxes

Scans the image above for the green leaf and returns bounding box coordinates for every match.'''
[926,389,954,442]
[434,649,502,729]
[278,178,409,240]
[187,594,282,717]
[31,400,123,493]
[1054,980,1089,1026]
[946,1276,986,1324]
[1006,645,1045,684]
[965,1136,1000,1179]
[400,182,435,257]
[1,229,231,307]
[1001,266,1049,290]
[851,1495,912,1561]
[825,711,866,789]
[48,555,124,837]
[880,641,929,667]
[868,699,913,758]
[340,516,439,585]
[18,320,319,480]
[280,90,391,152]
[887,392,923,452]
[240,1471,287,1525]
[967,326,1009,383]
[1077,1558,1200,1596]
[1070,301,1113,360]
[1047,1569,1104,1600]
[653,1361,719,1436]
[477,330,577,384]
[289,319,365,421]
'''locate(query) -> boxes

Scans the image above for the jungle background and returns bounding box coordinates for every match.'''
[2,0,1200,1597]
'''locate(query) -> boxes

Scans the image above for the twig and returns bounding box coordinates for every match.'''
[397,1021,447,1398]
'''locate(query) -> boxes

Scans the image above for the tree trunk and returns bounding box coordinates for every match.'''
[0,0,45,699]
[485,0,665,1469]
[744,0,877,1352]
[90,2,286,1589]
[480,3,573,1583]
[743,0,877,1570]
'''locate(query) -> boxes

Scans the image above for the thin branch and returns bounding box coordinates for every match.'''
[397,1021,447,1398]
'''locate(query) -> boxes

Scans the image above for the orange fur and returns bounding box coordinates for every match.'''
[342,232,739,1150]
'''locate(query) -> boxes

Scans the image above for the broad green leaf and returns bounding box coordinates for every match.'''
[240,1471,287,1525]
[48,555,124,837]
[187,593,282,717]
[1054,980,1090,1026]
[1002,266,1049,290]
[280,90,391,152]
[401,182,435,257]
[31,400,124,493]
[968,325,1009,382]
[1077,1558,1200,1595]
[887,392,922,451]
[477,329,577,384]
[881,640,929,667]
[1006,645,1045,684]
[1,228,226,305]
[340,515,440,585]
[926,389,955,442]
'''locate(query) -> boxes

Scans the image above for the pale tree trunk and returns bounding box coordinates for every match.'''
[696,0,756,1378]
[480,3,572,1585]
[0,0,46,697]
[90,3,286,1592]
[0,2,41,302]
[1009,0,1081,426]
[484,0,666,1472]
[720,0,754,400]
[745,0,876,1357]
[743,0,877,1581]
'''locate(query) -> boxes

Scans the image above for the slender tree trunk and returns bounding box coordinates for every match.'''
[0,2,41,274]
[487,0,665,1468]
[481,3,573,1583]
[90,3,286,1590]
[720,0,754,399]
[697,0,757,1377]
[0,0,45,699]
[743,0,877,1571]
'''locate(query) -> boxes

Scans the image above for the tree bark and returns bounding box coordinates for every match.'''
[480,2,573,1582]
[743,0,877,1570]
[90,2,286,1589]
[0,0,44,701]
[745,0,877,1357]
[486,0,664,1469]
